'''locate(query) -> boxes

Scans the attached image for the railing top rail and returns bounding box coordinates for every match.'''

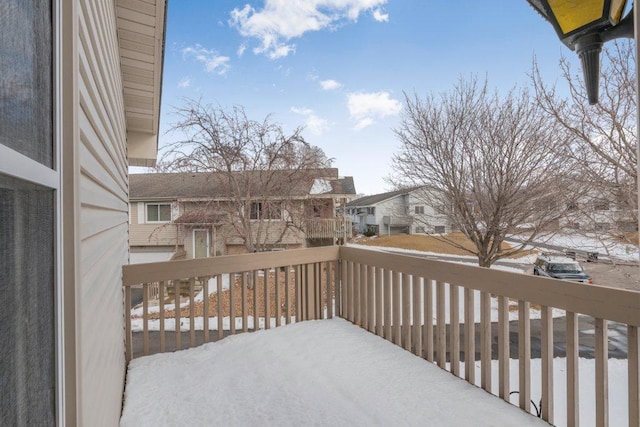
[339,246,640,326]
[123,246,339,286]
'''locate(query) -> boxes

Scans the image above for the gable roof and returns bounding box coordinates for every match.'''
[129,170,355,200]
[346,187,423,207]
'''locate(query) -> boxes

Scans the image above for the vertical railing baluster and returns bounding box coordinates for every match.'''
[436,281,446,369]
[264,268,270,329]
[375,266,383,337]
[326,261,333,319]
[347,261,354,323]
[392,271,401,346]
[285,266,291,324]
[125,286,132,361]
[276,267,282,326]
[253,270,259,329]
[143,283,149,356]
[174,280,181,350]
[541,305,553,422]
[450,283,460,376]
[424,278,434,362]
[464,288,475,383]
[595,318,609,427]
[217,273,223,339]
[498,296,510,402]
[159,281,166,352]
[518,300,531,413]
[402,273,411,352]
[229,274,236,334]
[367,265,375,333]
[295,265,301,322]
[383,269,392,341]
[480,291,491,392]
[334,260,341,318]
[360,264,367,328]
[567,311,579,426]
[354,263,361,326]
[413,276,423,358]
[241,273,248,332]
[203,277,210,343]
[189,277,195,347]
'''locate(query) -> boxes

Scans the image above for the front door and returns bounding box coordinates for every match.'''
[193,229,209,258]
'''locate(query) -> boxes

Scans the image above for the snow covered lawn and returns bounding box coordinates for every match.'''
[121,318,547,426]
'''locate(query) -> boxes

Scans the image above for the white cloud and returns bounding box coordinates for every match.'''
[177,77,192,88]
[291,106,329,136]
[237,43,247,56]
[182,44,230,75]
[372,8,389,22]
[229,0,388,59]
[346,91,401,130]
[320,79,342,90]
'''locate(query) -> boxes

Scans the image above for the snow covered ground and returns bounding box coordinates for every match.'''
[529,232,639,262]
[121,318,547,427]
[121,318,628,427]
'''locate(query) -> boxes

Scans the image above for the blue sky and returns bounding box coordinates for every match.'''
[154,0,579,195]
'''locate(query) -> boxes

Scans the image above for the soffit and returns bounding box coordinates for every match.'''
[115,0,166,136]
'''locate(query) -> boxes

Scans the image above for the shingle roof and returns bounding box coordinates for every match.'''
[346,187,422,207]
[129,170,355,200]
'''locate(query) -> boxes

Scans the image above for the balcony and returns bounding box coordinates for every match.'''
[303,217,353,241]
[122,246,639,426]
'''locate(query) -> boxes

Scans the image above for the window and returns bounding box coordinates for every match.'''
[250,201,282,220]
[595,222,611,231]
[366,207,375,215]
[1,2,56,423]
[434,225,446,234]
[415,226,425,233]
[414,206,425,214]
[146,203,171,222]
[593,202,610,211]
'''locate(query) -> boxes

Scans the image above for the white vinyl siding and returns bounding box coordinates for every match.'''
[76,1,129,425]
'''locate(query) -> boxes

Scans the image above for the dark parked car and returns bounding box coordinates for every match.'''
[533,254,593,284]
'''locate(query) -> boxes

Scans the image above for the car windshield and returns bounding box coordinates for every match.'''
[548,263,582,274]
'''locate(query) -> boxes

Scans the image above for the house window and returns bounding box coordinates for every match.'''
[434,225,446,234]
[1,1,56,424]
[366,207,375,215]
[593,202,610,211]
[595,222,611,231]
[250,201,282,220]
[414,206,425,214]
[415,226,425,233]
[146,203,171,222]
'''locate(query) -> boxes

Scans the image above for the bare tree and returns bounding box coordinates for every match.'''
[389,77,567,267]
[162,99,332,252]
[531,40,638,247]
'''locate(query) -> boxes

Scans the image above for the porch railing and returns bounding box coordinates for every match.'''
[123,245,640,426]
[303,217,352,240]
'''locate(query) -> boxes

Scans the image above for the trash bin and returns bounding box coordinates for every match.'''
[587,252,598,262]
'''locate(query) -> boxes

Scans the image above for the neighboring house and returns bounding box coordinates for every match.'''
[560,196,638,233]
[0,1,167,426]
[346,187,450,235]
[129,170,356,259]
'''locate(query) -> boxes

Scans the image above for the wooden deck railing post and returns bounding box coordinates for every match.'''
[629,325,639,427]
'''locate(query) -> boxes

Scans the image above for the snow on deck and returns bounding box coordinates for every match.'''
[120,318,546,426]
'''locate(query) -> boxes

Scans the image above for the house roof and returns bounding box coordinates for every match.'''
[346,187,422,208]
[130,170,356,200]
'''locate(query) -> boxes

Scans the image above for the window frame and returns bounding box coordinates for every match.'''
[414,205,425,214]
[250,201,282,221]
[145,202,172,223]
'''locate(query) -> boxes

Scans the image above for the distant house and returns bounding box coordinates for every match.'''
[345,187,450,235]
[129,169,356,260]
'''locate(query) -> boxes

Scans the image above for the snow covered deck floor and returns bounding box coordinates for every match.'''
[120,318,546,426]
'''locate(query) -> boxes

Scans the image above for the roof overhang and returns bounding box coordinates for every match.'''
[116,0,167,167]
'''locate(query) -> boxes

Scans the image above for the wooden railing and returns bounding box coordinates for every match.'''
[303,217,352,240]
[338,246,639,427]
[123,245,639,426]
[123,246,340,360]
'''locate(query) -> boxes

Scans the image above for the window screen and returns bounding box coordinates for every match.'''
[0,0,53,167]
[0,174,55,425]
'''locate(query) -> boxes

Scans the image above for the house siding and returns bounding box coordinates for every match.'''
[76,1,128,425]
[129,202,179,247]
